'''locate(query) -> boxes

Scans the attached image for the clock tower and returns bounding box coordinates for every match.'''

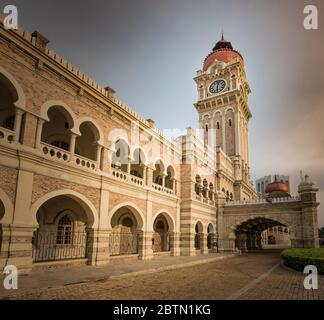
[194,34,252,182]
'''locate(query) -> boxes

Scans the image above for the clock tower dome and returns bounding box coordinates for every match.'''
[194,34,252,182]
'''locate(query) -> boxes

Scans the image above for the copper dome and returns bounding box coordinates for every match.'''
[265,182,289,194]
[203,34,244,71]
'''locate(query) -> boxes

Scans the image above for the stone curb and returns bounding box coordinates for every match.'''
[0,254,236,299]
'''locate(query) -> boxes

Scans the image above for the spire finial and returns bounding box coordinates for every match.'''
[221,30,224,41]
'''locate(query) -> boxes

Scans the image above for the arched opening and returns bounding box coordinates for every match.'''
[262,226,291,249]
[153,160,165,186]
[109,206,143,256]
[152,214,170,252]
[165,166,175,190]
[41,105,74,151]
[234,217,291,251]
[111,139,130,173]
[0,72,22,143]
[207,223,215,250]
[75,121,100,161]
[130,148,146,178]
[194,221,203,250]
[32,195,92,262]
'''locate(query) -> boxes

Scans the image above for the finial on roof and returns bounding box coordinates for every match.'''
[221,31,224,41]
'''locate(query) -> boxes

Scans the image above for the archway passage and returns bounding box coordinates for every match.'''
[152,214,170,253]
[109,206,143,256]
[234,217,291,251]
[32,195,92,262]
[194,221,203,250]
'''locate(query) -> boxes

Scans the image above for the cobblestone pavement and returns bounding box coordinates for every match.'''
[1,252,323,300]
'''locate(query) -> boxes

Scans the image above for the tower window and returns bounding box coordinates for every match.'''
[216,122,220,129]
[205,124,208,132]
[229,119,232,127]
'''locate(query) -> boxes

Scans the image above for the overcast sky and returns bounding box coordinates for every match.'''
[3,0,324,226]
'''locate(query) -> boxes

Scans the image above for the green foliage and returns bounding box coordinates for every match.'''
[281,248,324,273]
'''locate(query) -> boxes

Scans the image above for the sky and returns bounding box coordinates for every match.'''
[2,0,324,226]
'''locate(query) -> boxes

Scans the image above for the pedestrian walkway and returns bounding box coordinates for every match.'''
[0,253,234,298]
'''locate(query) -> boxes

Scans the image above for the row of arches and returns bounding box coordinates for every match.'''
[0,68,177,182]
[111,139,176,188]
[0,187,177,263]
[194,221,216,251]
[222,188,233,202]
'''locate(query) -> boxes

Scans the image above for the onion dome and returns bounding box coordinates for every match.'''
[203,33,244,71]
[266,180,290,198]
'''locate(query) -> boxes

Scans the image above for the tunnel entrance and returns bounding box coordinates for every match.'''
[234,217,291,251]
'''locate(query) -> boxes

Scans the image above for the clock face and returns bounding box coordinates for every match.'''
[209,79,226,94]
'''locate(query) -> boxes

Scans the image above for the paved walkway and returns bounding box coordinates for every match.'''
[1,252,323,300]
[0,253,233,299]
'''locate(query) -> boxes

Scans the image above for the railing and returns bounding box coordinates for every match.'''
[40,142,71,163]
[74,154,97,171]
[195,194,215,206]
[225,196,301,206]
[0,126,15,144]
[152,182,175,195]
[32,230,88,262]
[110,168,145,186]
[108,231,138,256]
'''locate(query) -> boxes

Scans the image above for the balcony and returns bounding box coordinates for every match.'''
[40,142,98,171]
[40,142,71,163]
[152,182,175,195]
[110,168,145,187]
[0,126,15,145]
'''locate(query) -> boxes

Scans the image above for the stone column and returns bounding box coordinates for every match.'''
[141,164,147,183]
[69,132,78,160]
[169,231,180,256]
[13,108,24,143]
[200,233,208,254]
[221,114,226,153]
[96,144,103,169]
[34,118,45,149]
[138,230,154,260]
[0,224,37,273]
[146,166,154,186]
[127,157,131,175]
[298,175,320,248]
[234,111,240,155]
[0,170,37,273]
[86,228,110,266]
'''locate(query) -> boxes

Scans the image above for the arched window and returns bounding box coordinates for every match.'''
[56,215,73,245]
[205,124,208,132]
[216,122,220,129]
[228,119,232,127]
